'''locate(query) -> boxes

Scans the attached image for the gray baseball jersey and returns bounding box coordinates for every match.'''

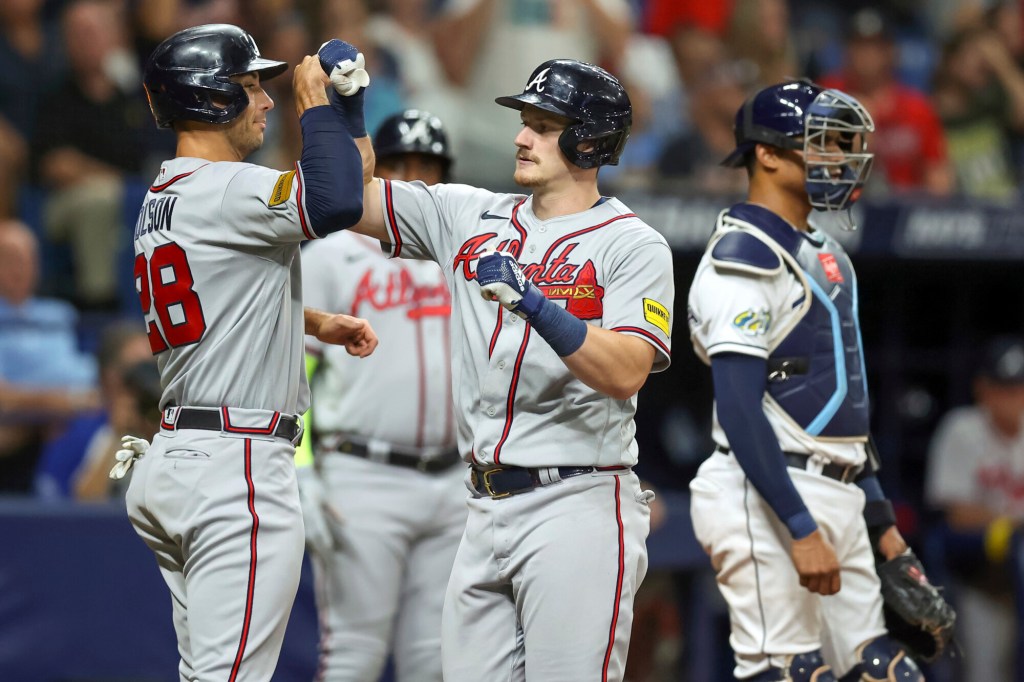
[379,180,674,468]
[301,230,463,682]
[376,178,674,681]
[134,158,313,414]
[126,156,319,681]
[302,230,454,448]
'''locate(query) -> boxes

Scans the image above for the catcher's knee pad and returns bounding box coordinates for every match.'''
[746,650,836,681]
[844,636,922,682]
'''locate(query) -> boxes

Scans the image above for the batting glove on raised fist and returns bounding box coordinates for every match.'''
[318,39,370,96]
[109,435,150,480]
[476,250,546,320]
[296,466,345,557]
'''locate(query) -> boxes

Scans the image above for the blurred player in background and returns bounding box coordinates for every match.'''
[687,80,926,680]
[297,109,463,682]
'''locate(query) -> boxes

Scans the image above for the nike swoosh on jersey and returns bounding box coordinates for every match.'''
[480,210,510,221]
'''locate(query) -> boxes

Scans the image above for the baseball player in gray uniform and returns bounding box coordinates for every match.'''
[117,27,378,681]
[296,110,463,682]
[687,81,922,681]
[343,59,674,681]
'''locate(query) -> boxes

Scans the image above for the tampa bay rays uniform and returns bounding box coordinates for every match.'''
[687,203,886,678]
[125,158,315,681]
[300,230,464,681]
[374,179,674,681]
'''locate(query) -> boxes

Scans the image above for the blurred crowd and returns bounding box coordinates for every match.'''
[3,0,1024,679]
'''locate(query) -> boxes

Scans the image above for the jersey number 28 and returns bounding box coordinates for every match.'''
[134,243,207,353]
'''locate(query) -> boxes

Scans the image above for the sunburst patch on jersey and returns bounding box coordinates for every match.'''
[268,170,295,207]
[643,298,670,336]
[732,308,771,336]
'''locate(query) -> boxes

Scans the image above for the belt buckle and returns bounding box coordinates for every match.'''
[480,468,510,499]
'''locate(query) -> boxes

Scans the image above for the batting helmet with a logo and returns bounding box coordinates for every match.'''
[143,24,287,128]
[374,109,453,179]
[495,59,632,169]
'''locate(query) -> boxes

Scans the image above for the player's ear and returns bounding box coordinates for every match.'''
[754,143,781,171]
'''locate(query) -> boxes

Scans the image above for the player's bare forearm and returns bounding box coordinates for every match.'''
[348,177,390,243]
[303,307,379,357]
[293,55,331,117]
[561,328,655,400]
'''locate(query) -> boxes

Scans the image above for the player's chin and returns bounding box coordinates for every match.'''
[513,168,543,188]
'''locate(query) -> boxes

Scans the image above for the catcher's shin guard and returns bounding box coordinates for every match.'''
[747,650,835,681]
[837,636,922,682]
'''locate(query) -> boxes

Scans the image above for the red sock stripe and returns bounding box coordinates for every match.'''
[601,476,625,682]
[229,439,260,682]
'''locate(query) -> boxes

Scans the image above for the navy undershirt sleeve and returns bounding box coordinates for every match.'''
[857,474,886,502]
[298,105,363,236]
[712,352,818,539]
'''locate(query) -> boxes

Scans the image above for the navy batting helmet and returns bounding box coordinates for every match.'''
[495,59,632,169]
[143,24,287,128]
[374,109,453,177]
[723,80,875,216]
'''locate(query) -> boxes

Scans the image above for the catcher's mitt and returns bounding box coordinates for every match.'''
[877,549,957,662]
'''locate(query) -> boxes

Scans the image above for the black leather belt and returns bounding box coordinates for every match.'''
[329,438,462,473]
[715,445,860,484]
[163,407,302,444]
[470,464,629,499]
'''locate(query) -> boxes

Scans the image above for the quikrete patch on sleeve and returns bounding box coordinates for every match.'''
[643,298,670,336]
[269,171,296,207]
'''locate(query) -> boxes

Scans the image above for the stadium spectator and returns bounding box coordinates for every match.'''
[365,0,465,132]
[0,220,99,493]
[925,335,1024,682]
[820,7,954,197]
[655,60,750,196]
[643,0,733,90]
[33,0,169,311]
[0,0,66,218]
[932,25,1024,200]
[726,0,798,89]
[33,321,152,501]
[74,357,161,502]
[319,0,406,138]
[432,0,633,189]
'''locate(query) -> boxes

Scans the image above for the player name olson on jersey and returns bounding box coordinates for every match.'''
[133,196,177,240]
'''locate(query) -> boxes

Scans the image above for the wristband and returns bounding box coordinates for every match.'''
[528,297,588,357]
[328,88,366,138]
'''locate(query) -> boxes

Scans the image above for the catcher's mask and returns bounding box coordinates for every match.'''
[723,81,875,229]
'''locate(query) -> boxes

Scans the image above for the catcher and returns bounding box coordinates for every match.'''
[687,80,954,681]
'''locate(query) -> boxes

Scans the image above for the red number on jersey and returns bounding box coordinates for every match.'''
[134,243,207,353]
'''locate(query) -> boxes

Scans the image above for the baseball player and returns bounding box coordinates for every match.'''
[686,80,923,681]
[342,59,674,681]
[118,27,378,681]
[295,109,462,682]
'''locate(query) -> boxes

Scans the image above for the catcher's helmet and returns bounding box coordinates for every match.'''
[495,59,632,169]
[143,24,287,128]
[374,109,453,178]
[723,80,875,217]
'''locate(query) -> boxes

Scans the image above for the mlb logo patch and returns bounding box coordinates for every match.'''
[817,254,844,283]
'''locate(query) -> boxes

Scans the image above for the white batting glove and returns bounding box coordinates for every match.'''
[296,466,345,556]
[109,435,150,480]
[318,40,370,97]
